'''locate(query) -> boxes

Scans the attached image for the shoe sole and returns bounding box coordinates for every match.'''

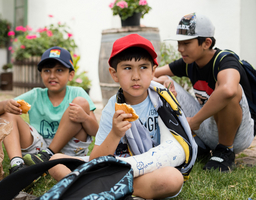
[23,154,43,166]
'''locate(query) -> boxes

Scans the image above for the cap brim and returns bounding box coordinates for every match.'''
[164,34,198,41]
[38,57,73,71]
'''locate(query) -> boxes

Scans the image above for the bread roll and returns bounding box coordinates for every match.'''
[115,103,139,122]
[17,100,31,114]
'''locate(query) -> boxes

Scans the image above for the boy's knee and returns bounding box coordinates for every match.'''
[72,97,90,111]
[150,167,183,197]
[49,153,66,161]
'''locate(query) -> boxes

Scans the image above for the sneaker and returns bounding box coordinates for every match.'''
[9,163,27,174]
[203,144,235,172]
[23,150,50,166]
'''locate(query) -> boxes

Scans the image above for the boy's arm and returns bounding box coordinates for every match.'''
[89,110,132,161]
[153,64,175,84]
[69,103,98,137]
[81,111,98,137]
[187,68,241,130]
[0,99,22,115]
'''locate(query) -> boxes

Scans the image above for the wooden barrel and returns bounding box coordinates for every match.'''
[13,57,45,96]
[98,27,161,107]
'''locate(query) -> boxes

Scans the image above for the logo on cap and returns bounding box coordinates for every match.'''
[176,13,196,36]
[49,49,61,58]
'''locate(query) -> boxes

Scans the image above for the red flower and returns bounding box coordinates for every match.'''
[8,31,15,36]
[67,33,73,38]
[16,26,27,32]
[20,45,26,49]
[47,30,53,37]
[26,35,37,39]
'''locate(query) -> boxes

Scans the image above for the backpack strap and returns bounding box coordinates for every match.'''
[0,158,85,200]
[213,49,243,82]
[186,63,194,81]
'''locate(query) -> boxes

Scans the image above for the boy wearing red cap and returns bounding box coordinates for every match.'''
[0,46,98,174]
[49,34,193,199]
[154,12,254,172]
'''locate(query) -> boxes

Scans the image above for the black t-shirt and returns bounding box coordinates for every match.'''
[169,48,252,106]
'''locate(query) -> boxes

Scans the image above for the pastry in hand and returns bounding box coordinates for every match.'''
[115,103,139,122]
[17,100,31,114]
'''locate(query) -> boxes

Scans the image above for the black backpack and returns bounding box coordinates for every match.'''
[0,156,134,200]
[186,49,256,135]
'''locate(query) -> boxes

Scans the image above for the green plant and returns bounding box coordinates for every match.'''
[2,63,12,71]
[0,15,11,48]
[160,42,192,92]
[109,0,152,20]
[67,54,91,91]
[8,22,77,61]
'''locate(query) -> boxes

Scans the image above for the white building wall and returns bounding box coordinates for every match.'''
[1,0,255,101]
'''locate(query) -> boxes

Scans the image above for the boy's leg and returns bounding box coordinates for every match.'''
[24,97,91,165]
[49,97,91,152]
[133,166,183,199]
[48,154,85,182]
[203,85,254,171]
[1,113,33,173]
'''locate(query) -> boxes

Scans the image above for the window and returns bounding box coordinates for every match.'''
[14,0,27,28]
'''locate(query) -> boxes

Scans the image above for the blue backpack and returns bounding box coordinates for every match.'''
[0,156,134,200]
[186,49,256,135]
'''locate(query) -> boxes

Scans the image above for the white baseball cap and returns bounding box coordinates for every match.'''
[165,12,215,41]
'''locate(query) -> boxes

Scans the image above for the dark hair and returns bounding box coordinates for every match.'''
[41,60,73,72]
[197,37,216,49]
[109,47,154,70]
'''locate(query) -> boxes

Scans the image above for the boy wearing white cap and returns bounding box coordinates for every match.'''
[154,12,254,172]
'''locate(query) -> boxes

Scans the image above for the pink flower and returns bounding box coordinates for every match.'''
[20,45,26,49]
[73,54,78,58]
[26,25,33,31]
[139,0,148,5]
[75,78,83,83]
[16,26,27,32]
[58,21,61,25]
[48,14,54,18]
[26,35,37,39]
[47,30,53,37]
[7,31,15,36]
[8,46,12,51]
[11,50,15,54]
[36,28,44,33]
[14,38,18,42]
[109,2,114,8]
[67,33,73,38]
[116,1,128,8]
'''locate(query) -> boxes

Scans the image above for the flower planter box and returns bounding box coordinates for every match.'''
[13,57,45,96]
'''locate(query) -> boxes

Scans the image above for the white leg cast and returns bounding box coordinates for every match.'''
[117,117,185,177]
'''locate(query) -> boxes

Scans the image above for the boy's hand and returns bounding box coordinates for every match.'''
[112,110,132,138]
[68,103,87,123]
[186,117,201,131]
[163,79,177,97]
[4,99,23,115]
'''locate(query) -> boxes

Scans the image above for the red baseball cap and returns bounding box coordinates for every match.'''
[108,34,158,67]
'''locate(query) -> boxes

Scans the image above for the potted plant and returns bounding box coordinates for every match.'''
[67,54,92,94]
[109,0,152,27]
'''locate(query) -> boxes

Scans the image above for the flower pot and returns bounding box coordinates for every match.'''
[120,12,142,27]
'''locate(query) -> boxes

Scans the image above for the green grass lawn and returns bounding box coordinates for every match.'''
[2,143,256,199]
